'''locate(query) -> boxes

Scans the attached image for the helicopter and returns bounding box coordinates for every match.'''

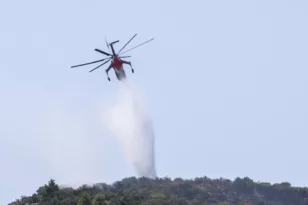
[71,34,154,81]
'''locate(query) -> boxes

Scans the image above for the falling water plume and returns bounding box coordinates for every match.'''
[104,79,156,178]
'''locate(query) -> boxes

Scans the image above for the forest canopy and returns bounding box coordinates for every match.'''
[9,176,308,205]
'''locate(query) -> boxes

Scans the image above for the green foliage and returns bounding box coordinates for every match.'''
[217,202,232,205]
[38,178,60,202]
[10,176,308,205]
[92,193,107,205]
[77,192,91,205]
[8,200,22,205]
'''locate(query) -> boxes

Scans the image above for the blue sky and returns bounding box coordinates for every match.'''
[1,0,308,203]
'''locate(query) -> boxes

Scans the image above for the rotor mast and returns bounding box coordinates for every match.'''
[109,40,119,56]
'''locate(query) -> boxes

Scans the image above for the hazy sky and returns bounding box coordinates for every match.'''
[1,0,308,203]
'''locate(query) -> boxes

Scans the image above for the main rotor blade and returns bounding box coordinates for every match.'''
[119,56,131,58]
[94,49,111,56]
[117,34,137,55]
[89,58,111,72]
[119,38,155,55]
[105,36,110,52]
[71,58,108,68]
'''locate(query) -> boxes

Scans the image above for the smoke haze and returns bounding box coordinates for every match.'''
[103,80,157,178]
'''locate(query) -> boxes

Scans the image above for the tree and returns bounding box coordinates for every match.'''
[78,192,92,205]
[217,202,232,205]
[8,200,22,205]
[39,179,60,202]
[92,193,107,205]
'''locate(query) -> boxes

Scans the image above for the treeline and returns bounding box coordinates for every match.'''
[9,176,308,205]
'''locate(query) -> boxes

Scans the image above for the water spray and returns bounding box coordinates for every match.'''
[104,80,156,178]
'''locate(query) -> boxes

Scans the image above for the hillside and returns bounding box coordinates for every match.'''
[9,176,308,205]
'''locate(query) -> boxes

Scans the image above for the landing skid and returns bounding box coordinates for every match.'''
[129,63,134,73]
[106,67,134,82]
